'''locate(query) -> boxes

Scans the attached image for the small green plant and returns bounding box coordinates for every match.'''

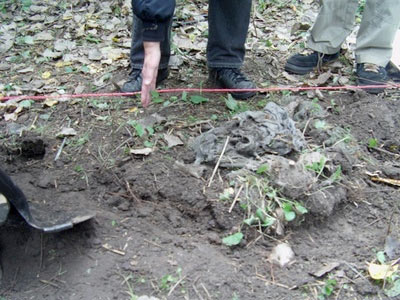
[305,156,327,175]
[189,95,208,105]
[224,94,249,114]
[368,138,378,148]
[160,268,182,291]
[318,278,337,300]
[314,120,328,130]
[151,91,165,104]
[256,164,269,175]
[74,165,83,173]
[222,232,243,247]
[119,273,138,300]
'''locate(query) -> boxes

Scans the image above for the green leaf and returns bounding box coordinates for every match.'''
[284,210,296,222]
[330,165,342,182]
[295,203,308,215]
[80,65,90,73]
[256,164,269,174]
[225,94,238,111]
[314,119,327,130]
[282,203,296,222]
[368,138,378,148]
[222,232,243,247]
[377,251,386,264]
[189,95,208,104]
[181,91,187,102]
[255,208,266,222]
[243,215,258,226]
[19,100,34,108]
[263,217,275,227]
[134,123,145,137]
[24,36,34,45]
[385,279,400,297]
[146,126,154,136]
[144,141,153,147]
[151,91,164,103]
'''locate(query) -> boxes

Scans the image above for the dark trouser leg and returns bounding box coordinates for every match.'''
[130,14,172,70]
[207,0,251,68]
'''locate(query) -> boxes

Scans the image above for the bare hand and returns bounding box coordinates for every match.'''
[141,41,161,108]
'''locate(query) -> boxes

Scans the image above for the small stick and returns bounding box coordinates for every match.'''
[192,284,205,300]
[229,184,244,213]
[208,136,230,187]
[168,275,187,296]
[54,137,67,161]
[200,282,212,300]
[102,244,126,256]
[143,239,164,249]
[343,261,368,282]
[371,146,400,159]
[125,180,141,202]
[40,279,59,288]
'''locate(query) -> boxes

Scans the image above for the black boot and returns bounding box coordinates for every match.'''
[285,51,339,75]
[209,68,256,100]
[356,63,387,94]
[385,61,400,83]
[121,68,169,93]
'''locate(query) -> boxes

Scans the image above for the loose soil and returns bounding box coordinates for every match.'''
[1,73,400,300]
[2,2,400,300]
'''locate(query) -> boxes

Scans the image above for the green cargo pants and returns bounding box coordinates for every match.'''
[307,0,400,67]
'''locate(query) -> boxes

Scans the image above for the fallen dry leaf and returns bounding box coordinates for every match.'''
[130,148,153,156]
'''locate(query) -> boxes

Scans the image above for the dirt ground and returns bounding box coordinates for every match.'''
[2,1,400,300]
[1,74,400,300]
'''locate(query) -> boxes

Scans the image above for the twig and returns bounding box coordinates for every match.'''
[200,282,212,300]
[39,279,59,288]
[371,146,400,159]
[229,184,243,213]
[143,239,164,249]
[343,261,369,282]
[54,137,67,161]
[208,136,230,187]
[102,243,126,256]
[255,274,292,289]
[192,284,205,300]
[125,180,141,202]
[168,275,187,296]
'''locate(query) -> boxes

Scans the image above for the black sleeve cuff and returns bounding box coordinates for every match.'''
[142,20,167,42]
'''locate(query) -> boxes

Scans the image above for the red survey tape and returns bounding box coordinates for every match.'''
[1,84,400,102]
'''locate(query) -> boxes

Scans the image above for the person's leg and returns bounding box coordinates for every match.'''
[207,0,251,68]
[121,15,171,93]
[307,0,359,54]
[285,0,358,74]
[355,0,400,67]
[207,0,255,99]
[354,0,400,93]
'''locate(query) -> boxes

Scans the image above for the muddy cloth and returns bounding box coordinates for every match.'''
[192,102,306,167]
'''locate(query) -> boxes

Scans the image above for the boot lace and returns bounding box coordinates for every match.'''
[219,68,249,83]
[364,63,380,73]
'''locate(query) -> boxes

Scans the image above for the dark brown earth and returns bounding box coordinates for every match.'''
[1,77,400,300]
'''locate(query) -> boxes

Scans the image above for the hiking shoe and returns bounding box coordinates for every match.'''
[209,68,256,100]
[121,68,169,93]
[385,61,400,83]
[285,51,340,75]
[356,63,387,94]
